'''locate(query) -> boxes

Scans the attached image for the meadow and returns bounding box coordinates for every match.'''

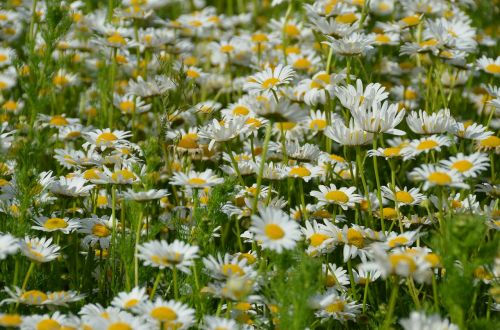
[0,0,499,329]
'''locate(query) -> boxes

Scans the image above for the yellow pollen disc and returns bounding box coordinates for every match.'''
[335,13,357,24]
[233,105,250,116]
[44,218,68,230]
[424,253,440,267]
[52,75,69,86]
[0,314,22,326]
[252,33,268,42]
[451,160,473,172]
[325,190,349,203]
[49,115,69,126]
[186,69,200,78]
[96,132,118,144]
[378,2,390,11]
[293,58,311,69]
[36,319,61,330]
[107,33,126,45]
[234,302,251,311]
[188,177,207,185]
[451,200,462,209]
[83,169,101,180]
[400,15,420,27]
[264,224,285,240]
[375,34,391,43]
[329,154,345,162]
[395,191,414,204]
[485,64,500,74]
[221,264,244,276]
[325,301,345,313]
[428,172,452,185]
[119,101,135,113]
[310,233,329,247]
[479,136,500,148]
[107,322,132,330]
[416,139,438,150]
[178,135,198,149]
[220,45,234,53]
[389,254,417,272]
[383,147,401,157]
[404,89,417,100]
[21,290,48,303]
[325,274,337,287]
[92,224,111,237]
[124,299,139,308]
[290,167,311,177]
[284,24,299,36]
[2,100,17,111]
[150,306,178,322]
[277,122,296,130]
[261,77,280,89]
[309,119,327,130]
[347,228,364,248]
[112,169,136,181]
[0,81,8,89]
[238,253,256,264]
[419,39,438,47]
[388,236,409,248]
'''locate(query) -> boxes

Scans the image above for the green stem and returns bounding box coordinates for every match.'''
[383,278,399,329]
[252,122,273,214]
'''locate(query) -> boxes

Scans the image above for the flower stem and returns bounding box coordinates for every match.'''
[252,122,273,214]
[383,277,399,329]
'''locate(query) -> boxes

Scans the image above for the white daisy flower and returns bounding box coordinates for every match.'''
[32,215,80,234]
[0,233,18,260]
[409,164,469,190]
[137,239,199,274]
[244,64,295,97]
[381,185,426,206]
[137,298,195,329]
[311,184,363,210]
[20,236,60,263]
[440,152,490,178]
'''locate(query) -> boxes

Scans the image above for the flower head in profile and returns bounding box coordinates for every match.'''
[137,239,199,274]
[244,64,295,97]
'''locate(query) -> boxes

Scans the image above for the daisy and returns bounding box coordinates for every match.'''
[49,176,95,197]
[137,239,199,274]
[198,117,249,150]
[323,263,350,291]
[311,184,363,210]
[477,56,500,76]
[244,64,295,97]
[250,206,302,253]
[202,316,240,330]
[406,109,455,134]
[170,169,224,189]
[324,119,374,146]
[0,313,22,328]
[324,32,374,56]
[37,113,81,128]
[111,287,148,310]
[476,135,500,153]
[20,312,69,330]
[382,230,420,249]
[381,186,426,206]
[52,69,78,88]
[402,135,452,159]
[138,298,195,329]
[440,152,490,178]
[312,291,361,322]
[122,188,169,201]
[32,215,80,234]
[0,47,15,67]
[335,79,389,111]
[87,310,151,330]
[302,220,336,256]
[351,100,406,135]
[84,128,132,149]
[203,253,256,280]
[78,215,113,249]
[409,164,469,190]
[113,94,151,115]
[399,311,459,330]
[452,121,493,140]
[287,164,322,182]
[305,110,329,131]
[0,233,18,260]
[369,248,432,283]
[127,75,175,97]
[334,224,371,262]
[20,236,60,263]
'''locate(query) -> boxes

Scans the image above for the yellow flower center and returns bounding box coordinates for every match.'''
[284,24,299,36]
[233,105,250,116]
[264,224,285,240]
[389,254,417,273]
[325,301,345,313]
[83,168,101,180]
[222,264,245,276]
[404,89,417,100]
[186,69,200,78]
[21,290,48,303]
[382,147,401,157]
[107,33,127,45]
[424,253,440,267]
[37,319,61,330]
[49,115,69,126]
[112,169,136,182]
[0,314,22,327]
[220,44,234,53]
[347,228,364,248]
[416,139,438,150]
[400,15,420,27]
[2,100,17,111]
[289,167,311,177]
[53,75,69,86]
[310,233,329,247]
[451,200,462,209]
[375,34,391,43]
[178,135,198,149]
[395,191,414,204]
[335,12,357,24]
[277,122,296,130]
[119,101,135,113]
[428,172,452,185]
[388,236,409,248]
[150,306,178,322]
[419,39,438,47]
[451,160,473,172]
[96,132,118,143]
[187,177,206,185]
[309,119,327,130]
[325,190,349,203]
[252,33,268,43]
[44,218,68,230]
[107,322,132,330]
[479,136,500,148]
[261,77,281,89]
[293,58,311,69]
[124,299,139,308]
[92,224,111,237]
[485,64,500,74]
